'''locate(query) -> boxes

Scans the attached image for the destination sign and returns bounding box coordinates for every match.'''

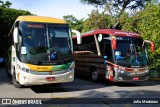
[27,24,44,28]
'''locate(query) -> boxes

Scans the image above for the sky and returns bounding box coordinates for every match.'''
[5,0,96,19]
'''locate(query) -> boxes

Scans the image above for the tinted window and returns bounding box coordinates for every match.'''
[74,35,97,53]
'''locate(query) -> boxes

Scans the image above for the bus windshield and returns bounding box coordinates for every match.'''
[114,36,148,68]
[19,22,73,64]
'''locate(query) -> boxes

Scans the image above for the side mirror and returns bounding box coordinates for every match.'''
[112,37,117,50]
[13,27,19,43]
[72,30,81,44]
[144,40,154,52]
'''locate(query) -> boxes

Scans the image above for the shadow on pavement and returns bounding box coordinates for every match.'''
[30,78,108,93]
[0,68,12,85]
[115,80,160,87]
[0,68,159,94]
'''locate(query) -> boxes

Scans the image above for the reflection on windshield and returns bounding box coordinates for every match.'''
[115,36,148,67]
[19,22,72,63]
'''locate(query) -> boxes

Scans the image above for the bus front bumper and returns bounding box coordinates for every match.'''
[115,73,149,82]
[18,70,74,86]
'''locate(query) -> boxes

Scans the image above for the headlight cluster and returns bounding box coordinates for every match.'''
[117,69,130,75]
[17,64,35,73]
[53,65,74,75]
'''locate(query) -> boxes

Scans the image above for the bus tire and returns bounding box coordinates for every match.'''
[12,71,23,88]
[90,67,99,82]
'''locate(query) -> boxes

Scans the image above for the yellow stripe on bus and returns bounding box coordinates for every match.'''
[26,64,53,71]
[16,16,67,24]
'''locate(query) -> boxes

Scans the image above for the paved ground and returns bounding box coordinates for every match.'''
[0,68,159,107]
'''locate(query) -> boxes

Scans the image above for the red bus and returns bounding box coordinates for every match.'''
[73,29,154,82]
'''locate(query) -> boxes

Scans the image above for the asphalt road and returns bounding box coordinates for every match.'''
[0,68,160,107]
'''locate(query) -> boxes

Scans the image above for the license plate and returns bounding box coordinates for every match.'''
[46,77,55,81]
[133,77,139,80]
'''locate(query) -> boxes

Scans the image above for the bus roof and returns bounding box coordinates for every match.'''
[73,29,140,39]
[16,15,67,24]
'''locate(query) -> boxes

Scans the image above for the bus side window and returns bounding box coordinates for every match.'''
[98,34,110,56]
[83,35,97,54]
[73,35,97,53]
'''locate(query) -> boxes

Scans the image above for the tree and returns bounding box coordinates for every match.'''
[82,9,111,32]
[80,0,158,28]
[121,3,160,69]
[80,0,157,14]
[136,3,160,69]
[0,6,32,55]
[63,15,84,32]
[0,0,12,8]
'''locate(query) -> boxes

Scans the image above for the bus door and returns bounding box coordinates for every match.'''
[102,36,115,81]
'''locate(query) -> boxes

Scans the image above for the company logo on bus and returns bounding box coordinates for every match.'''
[37,67,48,70]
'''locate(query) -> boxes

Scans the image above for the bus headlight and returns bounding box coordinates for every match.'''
[64,65,74,73]
[17,64,29,72]
[21,68,28,72]
[117,69,125,74]
[120,70,124,73]
[18,66,34,73]
[118,69,131,75]
[53,65,74,75]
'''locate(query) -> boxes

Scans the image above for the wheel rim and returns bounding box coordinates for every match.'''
[92,71,98,81]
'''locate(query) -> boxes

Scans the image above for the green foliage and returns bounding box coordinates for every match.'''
[0,7,32,36]
[80,0,154,15]
[70,1,160,69]
[80,0,158,28]
[80,0,106,6]
[121,3,160,69]
[63,15,84,32]
[0,0,12,8]
[82,9,111,32]
[63,10,111,33]
[0,3,32,55]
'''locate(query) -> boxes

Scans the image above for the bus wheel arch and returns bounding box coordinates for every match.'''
[89,66,99,82]
[12,67,23,88]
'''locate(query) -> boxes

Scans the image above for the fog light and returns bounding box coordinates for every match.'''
[69,75,73,79]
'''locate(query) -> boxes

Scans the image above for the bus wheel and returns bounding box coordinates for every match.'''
[12,71,22,88]
[91,70,99,82]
